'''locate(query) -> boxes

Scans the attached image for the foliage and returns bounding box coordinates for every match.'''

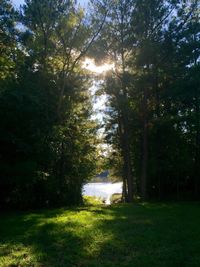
[91,0,200,201]
[83,195,103,205]
[0,0,200,208]
[0,0,98,209]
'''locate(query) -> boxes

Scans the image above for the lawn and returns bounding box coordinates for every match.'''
[0,202,200,267]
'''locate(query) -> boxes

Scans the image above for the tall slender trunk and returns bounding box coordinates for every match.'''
[194,86,200,198]
[118,113,133,202]
[124,142,134,202]
[193,37,200,198]
[117,6,134,202]
[141,86,148,200]
[121,87,134,202]
[155,77,162,200]
[122,175,128,202]
[118,117,128,202]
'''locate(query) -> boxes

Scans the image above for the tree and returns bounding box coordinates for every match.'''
[92,0,200,201]
[0,0,99,209]
[0,0,18,81]
[91,0,135,202]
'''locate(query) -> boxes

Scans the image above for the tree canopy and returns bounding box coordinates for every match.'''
[0,0,199,209]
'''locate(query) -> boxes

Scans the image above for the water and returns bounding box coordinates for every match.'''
[83,182,123,204]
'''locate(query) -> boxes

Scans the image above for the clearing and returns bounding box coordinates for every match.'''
[1,202,200,267]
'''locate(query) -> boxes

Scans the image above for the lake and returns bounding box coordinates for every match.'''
[82,182,123,204]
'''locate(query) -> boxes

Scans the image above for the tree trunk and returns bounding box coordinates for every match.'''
[122,176,128,202]
[141,87,148,200]
[118,10,134,202]
[194,86,200,198]
[123,129,134,202]
[193,37,200,198]
[122,91,134,202]
[118,114,133,202]
[155,78,162,200]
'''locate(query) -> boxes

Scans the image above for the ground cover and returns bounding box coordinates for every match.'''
[1,202,200,267]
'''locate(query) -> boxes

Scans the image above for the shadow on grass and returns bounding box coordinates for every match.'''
[1,203,200,267]
[0,209,84,266]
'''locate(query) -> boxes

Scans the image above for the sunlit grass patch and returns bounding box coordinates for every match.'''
[83,195,103,206]
[1,202,200,267]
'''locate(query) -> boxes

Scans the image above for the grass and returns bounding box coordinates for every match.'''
[1,202,200,267]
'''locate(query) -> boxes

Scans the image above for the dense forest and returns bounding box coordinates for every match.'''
[0,0,199,209]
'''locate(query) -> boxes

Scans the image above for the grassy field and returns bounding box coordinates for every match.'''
[1,202,200,267]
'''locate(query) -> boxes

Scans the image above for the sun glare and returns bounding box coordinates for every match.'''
[83,58,114,74]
